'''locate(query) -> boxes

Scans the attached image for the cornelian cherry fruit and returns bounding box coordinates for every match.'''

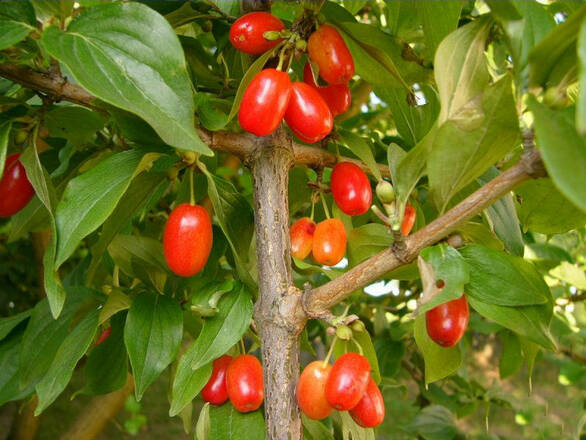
[426,294,469,347]
[296,361,333,420]
[290,217,316,260]
[229,12,285,55]
[330,162,372,216]
[308,25,355,85]
[303,63,351,117]
[285,82,333,144]
[325,352,370,411]
[163,203,213,277]
[349,377,385,428]
[201,355,232,406]
[239,69,291,137]
[95,328,111,346]
[401,203,416,236]
[0,153,35,218]
[226,354,264,413]
[312,218,346,267]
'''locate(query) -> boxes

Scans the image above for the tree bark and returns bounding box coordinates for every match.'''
[250,129,305,440]
[7,397,40,440]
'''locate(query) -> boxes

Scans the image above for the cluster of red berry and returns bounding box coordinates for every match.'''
[230,12,353,141]
[0,153,35,218]
[201,354,264,413]
[297,352,384,427]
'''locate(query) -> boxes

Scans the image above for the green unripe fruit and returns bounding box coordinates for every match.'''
[14,130,28,144]
[543,86,569,110]
[376,180,395,204]
[336,325,353,341]
[181,150,196,165]
[263,30,281,41]
[351,321,365,333]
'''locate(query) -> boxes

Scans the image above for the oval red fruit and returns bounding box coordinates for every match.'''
[226,354,264,413]
[229,12,285,55]
[330,162,372,216]
[312,218,346,267]
[303,63,351,117]
[349,378,385,428]
[296,361,333,420]
[285,82,333,144]
[401,203,416,236]
[308,25,355,85]
[290,217,316,260]
[201,355,232,406]
[239,69,291,137]
[163,203,213,277]
[426,294,469,347]
[325,352,370,411]
[95,328,111,346]
[0,153,35,217]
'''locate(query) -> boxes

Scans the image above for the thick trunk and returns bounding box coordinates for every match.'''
[251,131,305,440]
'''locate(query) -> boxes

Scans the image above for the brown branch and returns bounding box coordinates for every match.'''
[0,64,388,178]
[568,292,586,302]
[303,148,546,315]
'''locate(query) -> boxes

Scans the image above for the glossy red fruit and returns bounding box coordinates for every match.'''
[401,203,416,236]
[290,217,316,260]
[163,203,213,277]
[308,25,355,85]
[312,218,346,267]
[426,294,469,347]
[330,162,372,216]
[95,328,111,346]
[325,352,370,411]
[296,361,333,420]
[0,153,35,217]
[239,69,291,137]
[226,354,264,413]
[285,82,333,144]
[303,63,351,117]
[201,355,232,406]
[350,378,385,427]
[229,12,285,55]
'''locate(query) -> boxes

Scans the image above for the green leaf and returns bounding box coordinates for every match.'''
[45,106,104,145]
[55,150,159,267]
[417,0,463,58]
[189,283,252,371]
[416,244,469,315]
[99,287,132,324]
[409,405,460,440]
[578,18,586,135]
[209,403,266,440]
[79,314,128,396]
[0,331,35,406]
[528,99,586,212]
[0,309,31,341]
[461,244,549,306]
[435,17,491,123]
[350,330,381,385]
[347,223,392,267]
[428,77,520,212]
[337,129,381,181]
[169,347,212,417]
[0,121,10,181]
[499,330,523,379]
[550,261,586,290]
[478,167,524,256]
[40,2,211,154]
[195,402,211,440]
[525,243,573,272]
[528,4,586,87]
[386,142,406,188]
[414,314,462,384]
[333,409,375,440]
[467,296,555,350]
[124,292,183,400]
[516,178,586,234]
[0,0,36,50]
[195,94,230,131]
[35,309,99,414]
[302,415,334,440]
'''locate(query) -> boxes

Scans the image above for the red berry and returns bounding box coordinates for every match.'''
[0,153,35,217]
[163,203,213,277]
[226,354,264,413]
[290,217,316,260]
[239,69,291,137]
[296,361,333,420]
[401,203,416,236]
[201,355,232,406]
[426,294,469,347]
[285,82,333,144]
[303,63,351,117]
[312,218,346,267]
[229,12,285,55]
[330,162,372,216]
[349,378,385,428]
[95,328,111,346]
[308,25,355,85]
[325,353,370,411]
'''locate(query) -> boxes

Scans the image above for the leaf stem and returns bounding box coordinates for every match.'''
[189,167,195,206]
[240,338,246,355]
